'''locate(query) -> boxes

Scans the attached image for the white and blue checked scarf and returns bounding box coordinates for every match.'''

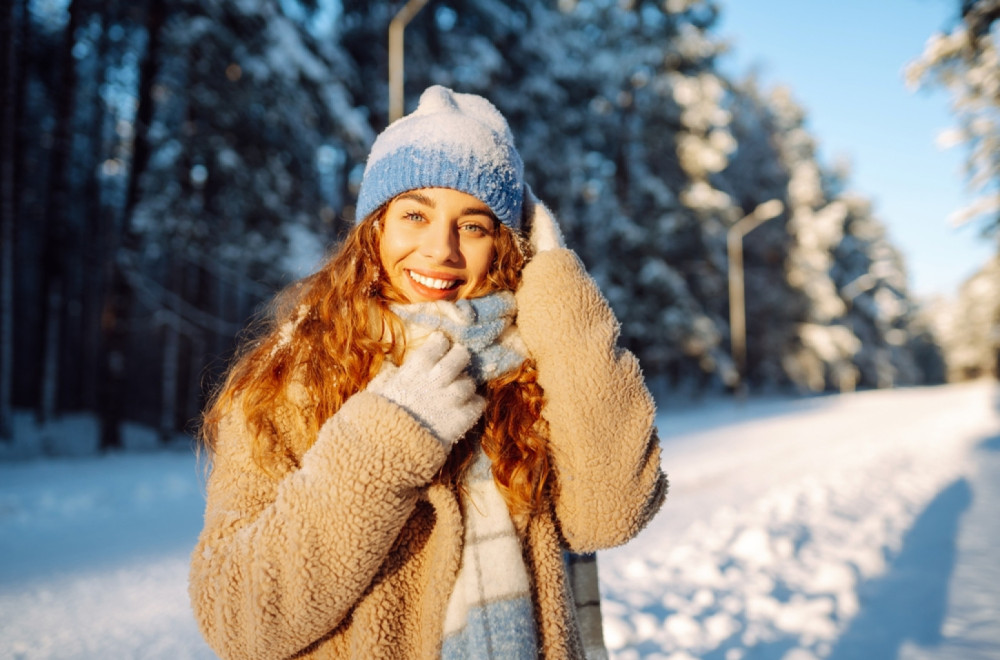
[390,291,528,385]
[440,445,539,659]
[391,292,538,659]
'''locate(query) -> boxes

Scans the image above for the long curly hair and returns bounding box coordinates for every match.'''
[200,207,550,519]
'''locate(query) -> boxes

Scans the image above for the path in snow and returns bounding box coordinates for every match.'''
[0,382,997,659]
[600,380,1000,660]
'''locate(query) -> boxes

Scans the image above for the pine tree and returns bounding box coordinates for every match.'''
[907,0,1000,236]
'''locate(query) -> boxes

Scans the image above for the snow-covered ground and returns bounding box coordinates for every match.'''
[602,380,1000,660]
[1,381,998,659]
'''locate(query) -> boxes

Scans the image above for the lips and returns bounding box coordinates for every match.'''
[407,270,461,291]
[405,269,465,301]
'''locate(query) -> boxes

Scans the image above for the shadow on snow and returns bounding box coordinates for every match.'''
[826,477,972,660]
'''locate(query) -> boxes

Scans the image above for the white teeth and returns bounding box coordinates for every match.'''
[409,271,459,290]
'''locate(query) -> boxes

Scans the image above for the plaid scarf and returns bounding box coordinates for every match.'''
[391,293,537,658]
[441,446,538,659]
[389,291,527,384]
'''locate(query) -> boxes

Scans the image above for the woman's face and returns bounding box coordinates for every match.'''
[379,187,497,303]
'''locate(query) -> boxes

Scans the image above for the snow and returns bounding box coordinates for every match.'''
[0,452,211,658]
[1,381,998,659]
[602,381,1000,660]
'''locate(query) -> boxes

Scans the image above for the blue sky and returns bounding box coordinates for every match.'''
[715,0,995,299]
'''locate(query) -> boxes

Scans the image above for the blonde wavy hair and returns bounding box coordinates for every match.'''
[200,206,550,518]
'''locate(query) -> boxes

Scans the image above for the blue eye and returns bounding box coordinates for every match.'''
[460,222,490,236]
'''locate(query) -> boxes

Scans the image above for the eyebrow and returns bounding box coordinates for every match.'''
[397,191,435,206]
[396,192,497,225]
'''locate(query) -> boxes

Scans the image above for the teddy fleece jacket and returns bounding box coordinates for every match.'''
[188,248,668,659]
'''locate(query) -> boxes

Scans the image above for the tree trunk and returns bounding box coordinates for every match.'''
[0,0,21,440]
[121,0,165,223]
[80,1,114,413]
[39,286,62,425]
[97,280,127,450]
[100,0,166,451]
[159,319,180,444]
[185,257,207,435]
[187,329,206,434]
[36,0,83,427]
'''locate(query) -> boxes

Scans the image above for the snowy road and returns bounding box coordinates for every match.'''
[602,381,1000,660]
[0,381,998,659]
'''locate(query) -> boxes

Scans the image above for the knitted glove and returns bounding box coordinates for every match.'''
[367,332,486,447]
[523,184,565,254]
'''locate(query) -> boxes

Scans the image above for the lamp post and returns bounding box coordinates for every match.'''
[388,0,432,123]
[727,199,784,394]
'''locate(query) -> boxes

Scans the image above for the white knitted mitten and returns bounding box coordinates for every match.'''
[367,332,486,447]
[523,184,566,254]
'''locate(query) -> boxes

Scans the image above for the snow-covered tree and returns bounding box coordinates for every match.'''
[907,0,999,385]
[930,256,1000,380]
[907,0,1000,235]
[122,0,372,441]
[737,83,937,392]
[5,0,948,454]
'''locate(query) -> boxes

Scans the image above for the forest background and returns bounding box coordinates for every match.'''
[1,0,998,453]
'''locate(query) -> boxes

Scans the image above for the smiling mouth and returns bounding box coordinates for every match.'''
[407,270,463,291]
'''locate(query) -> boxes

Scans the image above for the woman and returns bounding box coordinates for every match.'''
[189,85,667,659]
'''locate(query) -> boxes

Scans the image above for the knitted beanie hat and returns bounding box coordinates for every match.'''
[355,85,524,230]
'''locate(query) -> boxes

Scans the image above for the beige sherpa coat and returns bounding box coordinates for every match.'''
[189,249,668,659]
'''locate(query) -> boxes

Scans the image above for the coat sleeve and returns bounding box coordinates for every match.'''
[515,249,667,553]
[188,390,448,660]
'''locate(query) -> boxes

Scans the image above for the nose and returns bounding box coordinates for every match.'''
[420,219,461,264]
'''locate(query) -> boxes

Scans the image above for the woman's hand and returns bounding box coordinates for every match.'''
[367,332,485,447]
[523,184,565,254]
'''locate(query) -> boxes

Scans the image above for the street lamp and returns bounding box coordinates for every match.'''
[388,0,432,122]
[727,199,784,394]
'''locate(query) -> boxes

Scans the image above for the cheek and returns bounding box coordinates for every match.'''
[466,243,495,282]
[377,240,392,272]
[378,230,407,272]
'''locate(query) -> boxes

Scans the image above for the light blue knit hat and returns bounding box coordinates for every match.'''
[355,85,524,230]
